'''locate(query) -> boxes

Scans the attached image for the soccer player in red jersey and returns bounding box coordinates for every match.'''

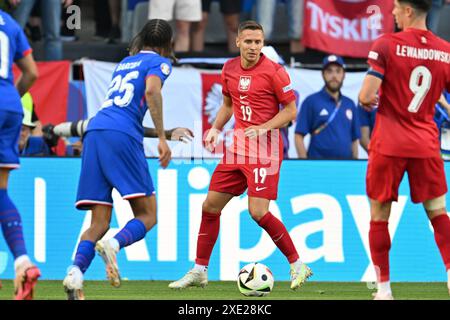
[169,20,312,290]
[359,0,450,300]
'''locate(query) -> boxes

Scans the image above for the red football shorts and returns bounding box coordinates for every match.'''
[209,152,282,200]
[366,150,448,203]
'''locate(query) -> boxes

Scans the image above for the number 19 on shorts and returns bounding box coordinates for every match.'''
[253,168,267,184]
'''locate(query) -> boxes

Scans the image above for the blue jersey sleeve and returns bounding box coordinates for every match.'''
[13,27,31,61]
[295,97,312,135]
[146,57,172,85]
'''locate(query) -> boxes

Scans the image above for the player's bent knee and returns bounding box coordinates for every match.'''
[424,195,446,211]
[248,210,266,222]
[202,201,221,214]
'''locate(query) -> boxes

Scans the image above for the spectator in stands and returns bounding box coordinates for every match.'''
[93,0,111,40]
[191,0,241,53]
[427,0,449,34]
[19,93,53,156]
[149,0,202,52]
[358,105,377,153]
[9,0,73,61]
[294,55,360,159]
[107,0,121,43]
[255,0,304,53]
[60,0,79,42]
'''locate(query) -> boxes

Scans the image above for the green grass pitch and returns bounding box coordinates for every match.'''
[0,280,449,300]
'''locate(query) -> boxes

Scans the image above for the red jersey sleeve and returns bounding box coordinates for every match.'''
[367,35,390,79]
[221,65,230,97]
[273,67,296,106]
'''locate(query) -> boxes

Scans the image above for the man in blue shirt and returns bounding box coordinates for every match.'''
[358,106,377,153]
[294,55,361,159]
[0,9,41,300]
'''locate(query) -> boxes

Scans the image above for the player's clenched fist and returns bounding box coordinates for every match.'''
[204,128,221,152]
[158,139,171,169]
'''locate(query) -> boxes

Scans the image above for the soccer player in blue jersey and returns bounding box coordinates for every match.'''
[0,9,41,300]
[62,19,174,300]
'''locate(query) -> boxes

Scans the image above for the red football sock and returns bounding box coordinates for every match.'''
[369,220,391,282]
[431,214,450,270]
[258,212,299,263]
[195,211,221,266]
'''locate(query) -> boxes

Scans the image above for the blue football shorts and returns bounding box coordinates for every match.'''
[76,130,155,210]
[0,110,22,169]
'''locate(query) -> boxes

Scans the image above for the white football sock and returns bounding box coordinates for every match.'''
[378,281,392,295]
[290,259,303,270]
[108,238,120,252]
[14,255,31,270]
[193,264,208,273]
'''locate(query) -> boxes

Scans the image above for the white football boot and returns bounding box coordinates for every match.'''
[95,239,121,288]
[168,270,208,289]
[290,263,313,290]
[63,266,85,300]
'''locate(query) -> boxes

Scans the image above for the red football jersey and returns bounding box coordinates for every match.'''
[367,28,450,158]
[221,54,296,160]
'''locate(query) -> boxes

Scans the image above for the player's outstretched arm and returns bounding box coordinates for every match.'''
[359,75,382,111]
[14,54,38,97]
[145,76,171,168]
[245,101,297,139]
[144,127,194,143]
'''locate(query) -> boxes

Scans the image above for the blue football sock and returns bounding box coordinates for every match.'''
[0,189,27,259]
[114,218,147,249]
[73,240,96,273]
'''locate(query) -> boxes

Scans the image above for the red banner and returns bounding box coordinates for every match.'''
[302,0,394,58]
[13,61,71,155]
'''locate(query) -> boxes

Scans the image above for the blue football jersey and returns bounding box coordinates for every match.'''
[87,51,172,142]
[0,10,32,114]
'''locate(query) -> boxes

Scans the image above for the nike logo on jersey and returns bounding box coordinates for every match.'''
[255,187,267,192]
[240,95,248,100]
[319,108,329,116]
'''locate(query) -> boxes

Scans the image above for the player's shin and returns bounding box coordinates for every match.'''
[257,212,299,263]
[195,211,221,266]
[430,213,450,272]
[73,240,96,273]
[0,189,27,259]
[369,220,391,292]
[113,218,147,249]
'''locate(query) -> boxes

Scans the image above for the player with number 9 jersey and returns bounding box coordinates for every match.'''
[358,0,450,300]
[367,26,450,159]
[365,21,450,204]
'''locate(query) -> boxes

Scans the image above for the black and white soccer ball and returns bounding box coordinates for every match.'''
[237,262,274,297]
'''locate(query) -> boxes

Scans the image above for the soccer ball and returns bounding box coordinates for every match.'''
[237,262,274,297]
